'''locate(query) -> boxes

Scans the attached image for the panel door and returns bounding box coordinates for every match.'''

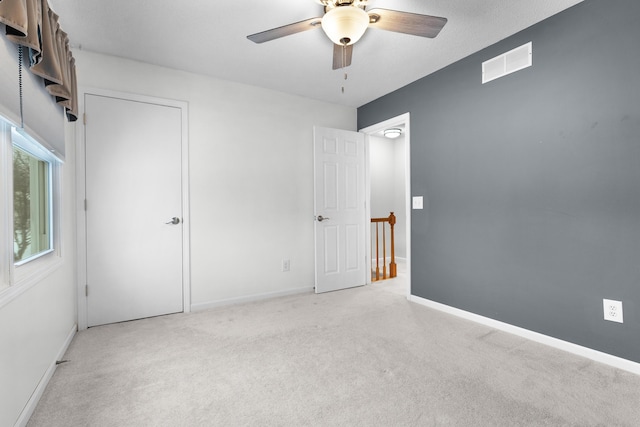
[313,126,366,293]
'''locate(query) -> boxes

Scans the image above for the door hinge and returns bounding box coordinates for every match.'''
[85,285,88,297]
[84,199,87,211]
[83,113,87,125]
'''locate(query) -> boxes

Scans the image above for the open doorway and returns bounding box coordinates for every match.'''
[361,113,411,298]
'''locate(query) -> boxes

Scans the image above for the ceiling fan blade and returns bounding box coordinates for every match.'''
[367,8,447,38]
[332,44,353,70]
[247,17,322,44]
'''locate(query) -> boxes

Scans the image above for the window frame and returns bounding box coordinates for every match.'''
[12,137,55,265]
[0,118,63,307]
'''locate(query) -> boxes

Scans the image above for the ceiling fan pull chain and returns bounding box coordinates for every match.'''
[341,43,348,94]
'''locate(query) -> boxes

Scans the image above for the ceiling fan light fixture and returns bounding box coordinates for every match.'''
[321,6,369,46]
[384,128,402,139]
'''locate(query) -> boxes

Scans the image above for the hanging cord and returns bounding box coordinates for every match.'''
[18,44,24,128]
[341,42,348,94]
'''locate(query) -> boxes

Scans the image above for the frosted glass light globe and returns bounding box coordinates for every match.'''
[321,6,369,46]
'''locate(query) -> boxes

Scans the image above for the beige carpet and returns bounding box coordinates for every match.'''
[28,274,640,426]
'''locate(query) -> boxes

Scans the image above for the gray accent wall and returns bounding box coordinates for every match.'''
[358,0,640,363]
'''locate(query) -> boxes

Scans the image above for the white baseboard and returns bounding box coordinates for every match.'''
[409,295,640,376]
[15,323,77,427]
[191,286,315,312]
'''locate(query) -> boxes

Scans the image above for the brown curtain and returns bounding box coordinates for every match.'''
[0,0,78,121]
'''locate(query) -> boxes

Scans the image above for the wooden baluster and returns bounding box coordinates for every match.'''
[370,223,374,281]
[382,220,387,279]
[389,212,397,278]
[371,213,397,282]
[375,222,380,281]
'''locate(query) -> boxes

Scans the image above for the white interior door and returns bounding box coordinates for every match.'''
[314,126,366,293]
[85,94,184,327]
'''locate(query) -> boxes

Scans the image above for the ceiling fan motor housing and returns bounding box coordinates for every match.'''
[321,4,370,46]
[318,0,368,9]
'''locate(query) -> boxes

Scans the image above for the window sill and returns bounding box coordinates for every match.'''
[0,255,64,309]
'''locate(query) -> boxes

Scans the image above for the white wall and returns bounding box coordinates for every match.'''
[370,136,396,218]
[369,135,406,259]
[74,50,357,308]
[0,123,77,427]
[0,48,356,426]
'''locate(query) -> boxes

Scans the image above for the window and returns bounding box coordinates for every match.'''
[13,144,53,263]
[0,116,62,300]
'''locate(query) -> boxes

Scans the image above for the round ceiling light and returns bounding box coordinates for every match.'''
[383,128,402,139]
[321,6,370,46]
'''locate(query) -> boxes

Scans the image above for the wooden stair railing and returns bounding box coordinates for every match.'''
[371,212,397,282]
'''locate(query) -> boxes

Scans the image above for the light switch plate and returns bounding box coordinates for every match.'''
[412,196,424,210]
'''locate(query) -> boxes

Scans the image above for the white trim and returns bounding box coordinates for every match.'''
[14,248,55,267]
[0,258,63,309]
[359,113,411,299]
[180,102,191,314]
[0,121,12,292]
[191,286,314,312]
[364,133,371,284]
[76,87,191,330]
[14,323,77,427]
[0,117,64,309]
[409,295,640,376]
[75,94,87,329]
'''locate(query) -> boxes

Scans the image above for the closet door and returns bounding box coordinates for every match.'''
[85,94,184,326]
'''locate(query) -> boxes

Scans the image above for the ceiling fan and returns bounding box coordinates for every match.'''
[247,0,447,70]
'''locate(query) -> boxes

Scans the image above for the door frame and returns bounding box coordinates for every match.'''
[76,88,191,330]
[360,113,411,298]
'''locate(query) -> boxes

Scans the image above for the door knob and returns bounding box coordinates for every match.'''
[316,215,330,222]
[165,217,180,225]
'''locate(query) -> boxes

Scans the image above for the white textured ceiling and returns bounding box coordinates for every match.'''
[49,0,584,108]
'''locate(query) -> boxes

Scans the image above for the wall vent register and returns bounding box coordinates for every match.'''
[482,42,532,84]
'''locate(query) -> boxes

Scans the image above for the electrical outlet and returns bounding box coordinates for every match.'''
[603,299,623,323]
[282,259,290,272]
